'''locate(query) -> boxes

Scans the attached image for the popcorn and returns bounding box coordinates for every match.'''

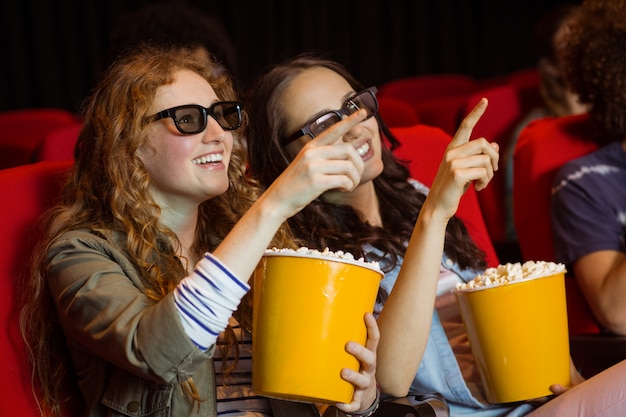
[455,261,566,291]
[265,247,381,272]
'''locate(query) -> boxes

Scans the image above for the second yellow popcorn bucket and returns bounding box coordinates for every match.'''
[454,270,571,403]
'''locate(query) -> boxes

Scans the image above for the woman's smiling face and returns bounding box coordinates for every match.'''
[280,66,384,187]
[140,69,234,210]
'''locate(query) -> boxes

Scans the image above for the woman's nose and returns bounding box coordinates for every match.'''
[342,122,363,142]
[202,117,226,142]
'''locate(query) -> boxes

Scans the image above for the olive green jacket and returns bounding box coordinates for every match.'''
[48,229,217,416]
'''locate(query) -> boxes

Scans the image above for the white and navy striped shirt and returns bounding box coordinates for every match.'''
[172,252,272,416]
[215,318,272,416]
[173,252,249,350]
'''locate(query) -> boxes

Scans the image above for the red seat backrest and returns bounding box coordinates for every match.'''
[513,113,600,334]
[411,95,468,136]
[0,161,77,416]
[391,124,499,268]
[379,75,479,136]
[378,74,478,105]
[0,109,80,169]
[35,122,82,162]
[506,67,542,113]
[377,96,420,128]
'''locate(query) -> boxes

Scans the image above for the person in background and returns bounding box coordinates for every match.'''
[503,3,587,241]
[19,45,379,417]
[107,2,239,77]
[245,52,626,416]
[551,0,626,336]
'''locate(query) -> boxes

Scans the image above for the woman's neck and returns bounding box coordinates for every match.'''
[161,206,200,268]
[323,181,382,227]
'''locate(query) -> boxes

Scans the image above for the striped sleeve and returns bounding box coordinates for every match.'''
[173,252,250,350]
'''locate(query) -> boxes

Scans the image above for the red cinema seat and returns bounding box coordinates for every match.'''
[379,74,479,135]
[377,96,420,128]
[0,160,82,416]
[35,122,82,162]
[0,108,80,169]
[379,74,478,105]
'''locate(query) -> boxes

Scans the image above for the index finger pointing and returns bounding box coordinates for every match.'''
[451,97,488,146]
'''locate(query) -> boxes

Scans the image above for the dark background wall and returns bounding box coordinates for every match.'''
[2,0,578,113]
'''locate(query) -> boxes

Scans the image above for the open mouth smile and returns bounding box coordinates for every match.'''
[356,141,370,157]
[192,153,223,165]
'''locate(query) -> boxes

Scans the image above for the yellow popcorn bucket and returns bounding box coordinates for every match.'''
[252,251,382,404]
[454,271,571,403]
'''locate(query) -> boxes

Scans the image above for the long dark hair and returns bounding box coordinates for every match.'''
[245,53,486,291]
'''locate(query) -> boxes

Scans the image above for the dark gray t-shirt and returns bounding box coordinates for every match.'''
[551,141,626,266]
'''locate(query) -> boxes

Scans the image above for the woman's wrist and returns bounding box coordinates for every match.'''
[418,197,453,228]
[343,384,381,417]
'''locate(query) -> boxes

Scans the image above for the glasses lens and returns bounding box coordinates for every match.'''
[212,102,242,130]
[309,112,342,136]
[347,90,378,118]
[173,106,205,134]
